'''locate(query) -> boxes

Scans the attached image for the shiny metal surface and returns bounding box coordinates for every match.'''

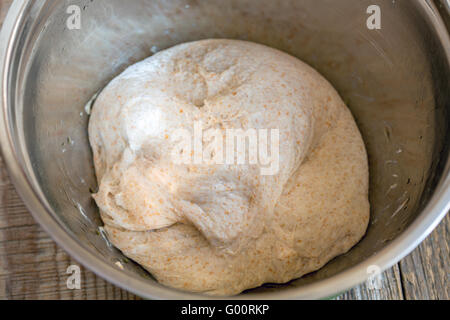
[0,0,449,299]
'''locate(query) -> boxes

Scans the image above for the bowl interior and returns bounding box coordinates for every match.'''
[6,0,449,297]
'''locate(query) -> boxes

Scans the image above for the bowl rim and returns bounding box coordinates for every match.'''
[0,0,449,300]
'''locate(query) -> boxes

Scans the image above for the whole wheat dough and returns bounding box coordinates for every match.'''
[88,39,370,295]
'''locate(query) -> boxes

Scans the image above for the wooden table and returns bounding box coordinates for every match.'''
[0,0,448,300]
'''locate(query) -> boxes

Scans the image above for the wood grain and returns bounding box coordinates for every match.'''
[399,214,449,300]
[0,0,448,300]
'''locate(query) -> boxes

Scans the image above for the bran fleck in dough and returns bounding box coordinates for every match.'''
[88,39,370,295]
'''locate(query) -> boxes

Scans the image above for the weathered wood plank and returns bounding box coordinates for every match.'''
[399,213,449,300]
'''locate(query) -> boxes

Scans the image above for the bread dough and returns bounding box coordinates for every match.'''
[88,39,370,295]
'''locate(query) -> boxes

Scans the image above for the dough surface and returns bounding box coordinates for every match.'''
[88,39,370,295]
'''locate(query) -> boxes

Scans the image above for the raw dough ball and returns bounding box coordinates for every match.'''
[88,39,370,295]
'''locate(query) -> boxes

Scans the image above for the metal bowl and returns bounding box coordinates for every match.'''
[0,0,449,299]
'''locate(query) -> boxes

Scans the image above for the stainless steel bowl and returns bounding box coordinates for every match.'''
[0,0,449,299]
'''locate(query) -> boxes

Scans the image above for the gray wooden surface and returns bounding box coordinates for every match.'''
[0,0,448,300]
